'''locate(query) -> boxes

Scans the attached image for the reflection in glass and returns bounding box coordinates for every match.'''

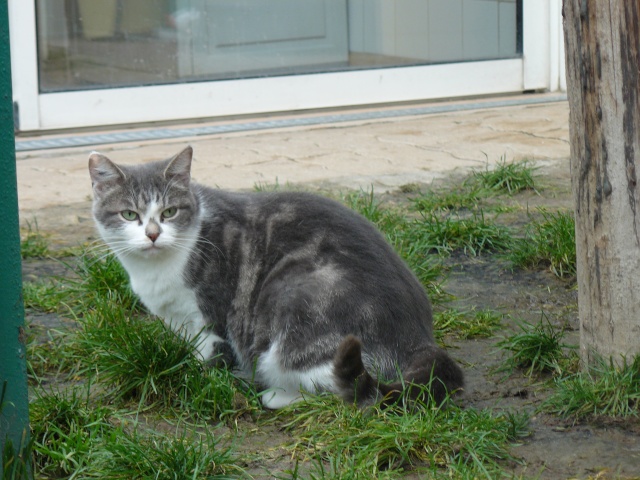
[36,0,520,93]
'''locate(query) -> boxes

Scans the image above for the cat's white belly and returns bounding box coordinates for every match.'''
[122,250,223,361]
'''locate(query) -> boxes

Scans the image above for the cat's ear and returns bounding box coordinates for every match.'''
[164,146,193,188]
[88,152,126,193]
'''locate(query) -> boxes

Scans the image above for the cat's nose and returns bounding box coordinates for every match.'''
[146,220,162,243]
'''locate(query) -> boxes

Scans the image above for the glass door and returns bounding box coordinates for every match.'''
[10,0,560,131]
[37,0,350,91]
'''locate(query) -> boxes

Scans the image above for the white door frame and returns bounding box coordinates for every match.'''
[9,0,564,132]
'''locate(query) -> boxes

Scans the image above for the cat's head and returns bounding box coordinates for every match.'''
[88,146,200,258]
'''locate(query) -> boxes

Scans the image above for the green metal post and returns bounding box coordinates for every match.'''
[0,0,30,474]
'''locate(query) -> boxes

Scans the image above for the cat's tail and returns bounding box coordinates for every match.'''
[333,335,464,407]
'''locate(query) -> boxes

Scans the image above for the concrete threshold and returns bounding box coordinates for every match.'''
[15,94,567,152]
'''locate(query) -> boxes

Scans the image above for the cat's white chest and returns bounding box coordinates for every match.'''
[120,248,222,360]
[125,249,198,321]
[129,258,195,321]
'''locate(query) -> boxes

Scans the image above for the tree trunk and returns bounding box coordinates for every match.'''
[563,0,640,365]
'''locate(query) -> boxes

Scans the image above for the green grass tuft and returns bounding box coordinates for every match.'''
[434,308,504,340]
[72,297,258,417]
[543,355,640,420]
[497,314,577,377]
[22,281,65,313]
[26,326,76,383]
[103,428,246,479]
[412,186,485,213]
[30,387,114,477]
[471,157,538,195]
[254,177,282,192]
[22,249,138,316]
[509,208,576,278]
[2,437,33,480]
[65,249,140,313]
[343,187,407,231]
[30,387,245,479]
[26,246,259,419]
[410,211,513,256]
[20,220,50,258]
[275,393,529,478]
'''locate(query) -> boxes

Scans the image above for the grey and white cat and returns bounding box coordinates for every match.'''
[88,146,463,409]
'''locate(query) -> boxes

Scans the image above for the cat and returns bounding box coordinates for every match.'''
[88,146,463,409]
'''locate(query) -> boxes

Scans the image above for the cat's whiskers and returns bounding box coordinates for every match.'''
[167,235,216,264]
[89,239,128,249]
[195,234,226,262]
[94,235,157,258]
[175,235,222,264]
[95,232,206,262]
[85,239,129,258]
[103,244,140,260]
[85,241,111,256]
[86,246,132,264]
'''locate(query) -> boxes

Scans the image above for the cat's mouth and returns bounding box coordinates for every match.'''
[141,243,164,254]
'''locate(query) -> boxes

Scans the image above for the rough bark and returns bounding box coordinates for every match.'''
[563,0,640,364]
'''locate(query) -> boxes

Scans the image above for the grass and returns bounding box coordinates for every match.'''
[543,355,640,420]
[343,186,407,232]
[497,313,577,377]
[30,387,244,479]
[63,249,140,313]
[471,157,538,195]
[342,188,514,307]
[22,247,139,315]
[22,281,64,313]
[20,220,50,258]
[410,211,513,256]
[20,220,85,259]
[412,185,485,213]
[254,178,283,192]
[23,259,259,417]
[509,208,576,278]
[434,308,504,340]
[73,298,259,417]
[275,394,529,479]
[385,222,451,304]
[30,386,114,477]
[103,428,245,479]
[26,326,76,383]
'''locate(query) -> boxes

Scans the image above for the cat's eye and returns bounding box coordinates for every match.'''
[161,207,178,219]
[121,210,139,221]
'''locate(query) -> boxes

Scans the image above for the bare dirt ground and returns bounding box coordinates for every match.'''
[21,155,640,479]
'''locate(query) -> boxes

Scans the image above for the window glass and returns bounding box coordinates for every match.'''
[36,0,520,93]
